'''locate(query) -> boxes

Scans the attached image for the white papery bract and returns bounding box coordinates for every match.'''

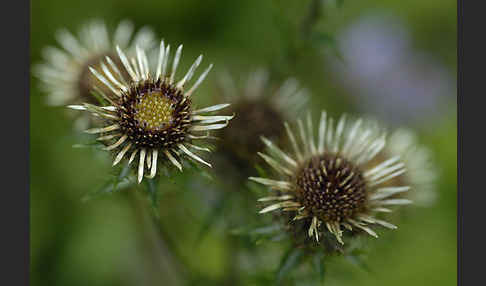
[34,19,157,106]
[385,128,438,206]
[218,68,309,119]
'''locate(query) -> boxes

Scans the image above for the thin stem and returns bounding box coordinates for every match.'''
[148,207,191,280]
[128,189,187,285]
[301,0,323,41]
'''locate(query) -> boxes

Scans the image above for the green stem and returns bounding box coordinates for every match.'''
[129,189,188,285]
[301,0,323,41]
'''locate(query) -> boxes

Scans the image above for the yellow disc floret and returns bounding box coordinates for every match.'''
[134,91,174,131]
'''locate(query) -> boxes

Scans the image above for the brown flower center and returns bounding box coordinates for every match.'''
[117,79,192,149]
[295,154,367,222]
[221,100,285,161]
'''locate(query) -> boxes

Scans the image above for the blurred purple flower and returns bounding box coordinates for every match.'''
[330,13,454,125]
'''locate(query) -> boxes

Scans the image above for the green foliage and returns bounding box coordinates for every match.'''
[30,0,456,285]
[81,164,134,202]
[196,191,229,241]
[312,251,326,283]
[276,247,305,283]
[144,177,160,217]
[345,251,372,274]
[90,90,109,106]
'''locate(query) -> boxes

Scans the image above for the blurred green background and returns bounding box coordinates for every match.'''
[31,0,456,285]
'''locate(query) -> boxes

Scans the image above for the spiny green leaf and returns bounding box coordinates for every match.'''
[81,176,134,202]
[250,225,282,236]
[72,141,104,149]
[269,233,288,242]
[345,254,372,274]
[312,31,344,62]
[199,169,214,181]
[254,163,269,178]
[112,164,131,190]
[276,247,304,283]
[90,90,109,106]
[232,223,285,246]
[196,192,230,242]
[118,164,131,180]
[312,31,336,48]
[144,178,160,217]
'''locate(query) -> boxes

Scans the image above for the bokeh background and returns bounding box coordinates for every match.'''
[30,0,456,285]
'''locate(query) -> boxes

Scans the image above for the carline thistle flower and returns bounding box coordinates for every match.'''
[69,40,233,183]
[216,69,309,167]
[249,112,412,244]
[34,19,156,106]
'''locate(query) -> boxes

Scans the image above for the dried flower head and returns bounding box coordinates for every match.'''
[69,40,233,183]
[250,112,412,244]
[33,19,156,129]
[217,69,309,167]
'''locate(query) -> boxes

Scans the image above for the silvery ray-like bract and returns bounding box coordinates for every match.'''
[34,19,156,106]
[69,40,233,183]
[218,68,309,118]
[384,128,438,206]
[250,112,412,244]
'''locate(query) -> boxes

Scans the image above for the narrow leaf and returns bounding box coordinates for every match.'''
[276,247,304,283]
[312,252,326,283]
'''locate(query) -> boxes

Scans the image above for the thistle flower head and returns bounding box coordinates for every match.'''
[69,40,233,183]
[34,19,156,106]
[217,69,309,167]
[250,112,412,244]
